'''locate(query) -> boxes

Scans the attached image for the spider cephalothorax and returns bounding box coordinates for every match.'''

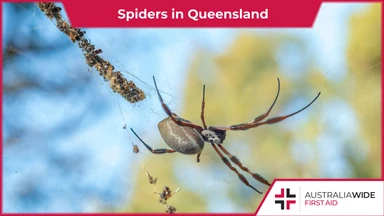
[131,76,320,193]
[201,129,226,144]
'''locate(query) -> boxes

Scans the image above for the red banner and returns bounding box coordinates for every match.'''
[60,0,323,28]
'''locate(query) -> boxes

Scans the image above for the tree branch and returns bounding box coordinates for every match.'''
[37,2,146,103]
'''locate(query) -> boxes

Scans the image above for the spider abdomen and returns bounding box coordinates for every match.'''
[158,117,205,155]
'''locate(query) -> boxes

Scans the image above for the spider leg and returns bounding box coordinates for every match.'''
[200,85,207,130]
[211,143,263,194]
[197,153,201,163]
[210,92,321,131]
[131,128,176,154]
[251,78,280,124]
[217,144,271,186]
[153,76,204,132]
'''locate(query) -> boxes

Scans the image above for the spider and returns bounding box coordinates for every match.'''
[131,76,321,194]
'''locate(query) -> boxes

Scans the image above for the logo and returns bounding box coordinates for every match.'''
[275,188,296,210]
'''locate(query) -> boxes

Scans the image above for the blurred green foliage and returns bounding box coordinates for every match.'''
[346,3,381,178]
[123,4,381,213]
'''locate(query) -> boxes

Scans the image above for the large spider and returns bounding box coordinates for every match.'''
[131,76,321,193]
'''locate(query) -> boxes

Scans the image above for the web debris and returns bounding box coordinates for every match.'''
[142,165,180,214]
